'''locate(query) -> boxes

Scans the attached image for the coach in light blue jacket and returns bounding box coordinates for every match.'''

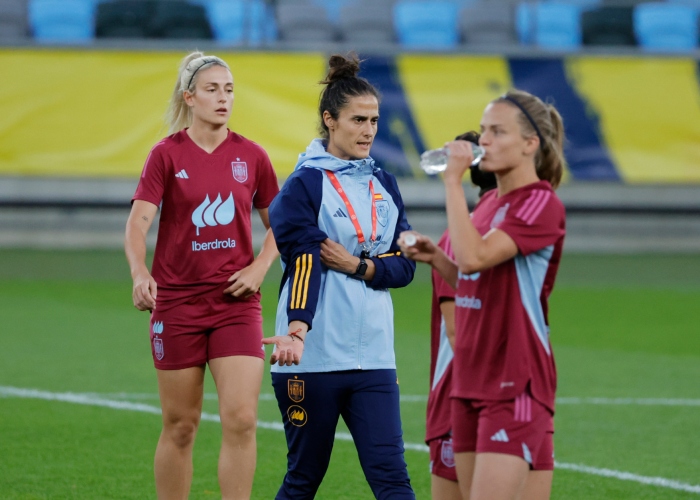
[263,53,416,500]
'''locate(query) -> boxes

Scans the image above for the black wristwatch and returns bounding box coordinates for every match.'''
[351,257,368,279]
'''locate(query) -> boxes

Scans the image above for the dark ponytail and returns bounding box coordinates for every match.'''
[318,53,380,139]
[494,89,567,189]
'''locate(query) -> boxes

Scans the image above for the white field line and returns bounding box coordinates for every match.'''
[62,392,700,407]
[2,386,700,494]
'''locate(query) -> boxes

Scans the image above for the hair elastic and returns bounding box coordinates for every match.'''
[502,95,545,148]
[186,57,220,91]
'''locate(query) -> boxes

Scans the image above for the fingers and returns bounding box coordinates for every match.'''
[133,282,156,311]
[224,279,244,296]
[262,337,302,366]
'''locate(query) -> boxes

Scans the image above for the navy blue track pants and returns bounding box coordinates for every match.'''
[271,369,415,500]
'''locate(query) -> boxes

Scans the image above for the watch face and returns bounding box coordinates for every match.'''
[356,259,367,276]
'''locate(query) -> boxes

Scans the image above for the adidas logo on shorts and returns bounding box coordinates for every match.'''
[490,429,509,442]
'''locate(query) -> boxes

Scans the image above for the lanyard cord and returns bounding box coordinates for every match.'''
[326,171,377,250]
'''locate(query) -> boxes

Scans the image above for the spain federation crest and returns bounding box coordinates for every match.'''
[441,439,455,467]
[231,161,248,183]
[287,405,308,427]
[288,379,304,403]
[376,200,390,227]
[153,338,164,361]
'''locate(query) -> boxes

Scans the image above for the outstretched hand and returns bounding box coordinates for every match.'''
[398,231,438,264]
[262,322,308,366]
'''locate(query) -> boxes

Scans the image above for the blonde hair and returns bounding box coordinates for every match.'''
[494,89,567,189]
[165,52,231,134]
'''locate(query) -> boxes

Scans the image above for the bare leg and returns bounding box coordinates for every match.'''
[454,452,476,500]
[155,366,205,500]
[520,470,553,500]
[431,474,463,500]
[470,453,529,500]
[209,356,264,500]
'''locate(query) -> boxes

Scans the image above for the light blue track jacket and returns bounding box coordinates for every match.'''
[269,139,416,373]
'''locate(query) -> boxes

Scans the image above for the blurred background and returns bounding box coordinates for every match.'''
[1,0,699,252]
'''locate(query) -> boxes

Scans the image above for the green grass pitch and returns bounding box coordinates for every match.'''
[1,250,699,499]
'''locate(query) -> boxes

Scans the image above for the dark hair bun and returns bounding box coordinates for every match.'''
[322,53,361,84]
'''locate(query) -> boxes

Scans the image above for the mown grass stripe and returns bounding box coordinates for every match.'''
[3,385,699,494]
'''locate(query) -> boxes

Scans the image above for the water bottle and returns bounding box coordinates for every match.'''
[419,143,485,174]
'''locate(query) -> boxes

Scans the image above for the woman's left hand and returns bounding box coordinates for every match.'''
[320,238,356,274]
[224,260,266,298]
[442,140,473,184]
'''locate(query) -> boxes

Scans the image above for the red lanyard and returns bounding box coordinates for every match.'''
[326,171,376,250]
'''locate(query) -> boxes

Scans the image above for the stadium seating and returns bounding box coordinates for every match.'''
[311,0,350,24]
[95,0,155,39]
[149,1,212,39]
[338,0,395,44]
[533,2,583,49]
[0,0,29,39]
[581,5,636,46]
[248,0,276,45]
[29,0,95,43]
[394,0,461,49]
[460,1,517,46]
[634,3,699,51]
[276,0,336,42]
[195,0,246,43]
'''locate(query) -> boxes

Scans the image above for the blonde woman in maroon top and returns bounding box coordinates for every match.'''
[400,89,566,500]
[125,52,279,499]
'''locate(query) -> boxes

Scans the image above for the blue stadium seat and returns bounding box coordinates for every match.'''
[196,0,246,44]
[29,0,95,43]
[534,2,583,49]
[517,0,599,47]
[394,0,461,49]
[666,0,700,6]
[191,0,274,45]
[515,2,535,44]
[247,0,276,46]
[634,3,699,52]
[312,0,350,24]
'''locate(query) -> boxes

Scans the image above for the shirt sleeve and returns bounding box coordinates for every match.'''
[497,188,566,256]
[269,169,327,329]
[132,141,167,207]
[367,171,416,290]
[252,147,280,209]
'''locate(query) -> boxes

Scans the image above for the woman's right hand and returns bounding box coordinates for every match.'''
[132,271,157,311]
[262,321,308,366]
[442,140,473,184]
[398,231,438,264]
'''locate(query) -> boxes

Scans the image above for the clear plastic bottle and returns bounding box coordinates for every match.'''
[419,143,485,174]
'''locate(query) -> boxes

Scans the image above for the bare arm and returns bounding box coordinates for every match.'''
[125,200,159,311]
[439,299,456,351]
[319,238,376,281]
[443,141,518,274]
[224,207,280,297]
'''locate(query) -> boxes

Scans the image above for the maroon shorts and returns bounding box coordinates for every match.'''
[149,297,264,370]
[428,435,458,482]
[451,391,554,470]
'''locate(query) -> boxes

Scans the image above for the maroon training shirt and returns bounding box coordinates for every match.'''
[133,129,279,311]
[452,180,566,413]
